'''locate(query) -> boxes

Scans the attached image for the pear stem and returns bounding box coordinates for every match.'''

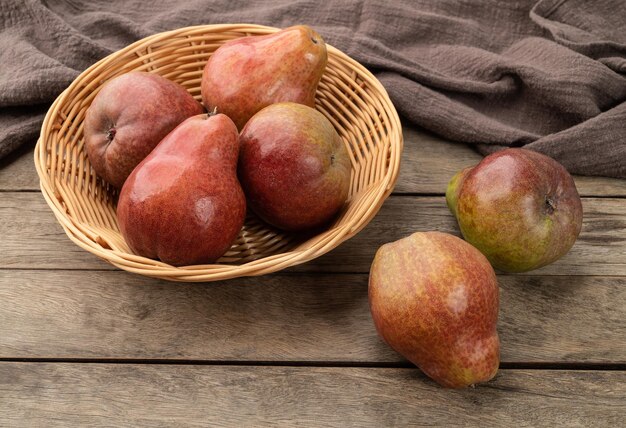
[106,127,116,142]
[207,106,218,118]
[544,196,556,215]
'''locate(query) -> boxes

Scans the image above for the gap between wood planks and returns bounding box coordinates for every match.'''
[393,192,626,199]
[2,267,626,278]
[1,188,625,199]
[2,177,623,198]
[0,357,624,370]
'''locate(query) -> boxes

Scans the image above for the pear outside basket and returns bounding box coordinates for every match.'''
[34,24,403,282]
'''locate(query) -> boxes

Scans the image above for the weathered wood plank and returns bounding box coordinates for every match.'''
[2,192,624,275]
[1,271,623,363]
[3,125,625,196]
[0,141,38,191]
[396,126,626,196]
[294,196,626,276]
[396,126,482,194]
[1,363,624,427]
[0,192,111,270]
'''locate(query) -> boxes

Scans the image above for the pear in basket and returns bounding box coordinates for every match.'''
[201,25,327,130]
[117,112,245,266]
[238,102,350,231]
[84,72,203,189]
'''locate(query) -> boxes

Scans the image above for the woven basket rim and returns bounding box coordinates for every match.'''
[34,23,403,282]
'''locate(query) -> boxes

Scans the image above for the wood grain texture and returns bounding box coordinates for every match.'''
[1,363,624,427]
[3,125,625,196]
[396,127,626,196]
[294,196,626,276]
[0,141,38,192]
[0,192,111,270]
[1,270,623,363]
[2,192,624,275]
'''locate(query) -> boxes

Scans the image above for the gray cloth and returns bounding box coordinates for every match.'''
[1,0,625,177]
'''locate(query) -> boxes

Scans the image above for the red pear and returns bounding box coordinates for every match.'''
[117,113,245,266]
[84,72,203,188]
[238,102,350,231]
[201,25,327,129]
[369,232,500,388]
[446,148,583,272]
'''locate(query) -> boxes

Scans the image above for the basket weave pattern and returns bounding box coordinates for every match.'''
[34,24,403,282]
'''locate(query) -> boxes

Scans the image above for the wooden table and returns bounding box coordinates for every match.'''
[1,124,625,426]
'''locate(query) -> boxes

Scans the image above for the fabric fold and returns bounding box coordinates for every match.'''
[1,0,624,177]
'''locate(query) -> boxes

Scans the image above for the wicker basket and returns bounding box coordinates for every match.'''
[34,24,403,282]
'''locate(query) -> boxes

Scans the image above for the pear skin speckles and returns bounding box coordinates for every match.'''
[84,72,203,189]
[238,102,350,231]
[369,231,500,388]
[453,148,582,272]
[117,113,245,266]
[201,25,327,130]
